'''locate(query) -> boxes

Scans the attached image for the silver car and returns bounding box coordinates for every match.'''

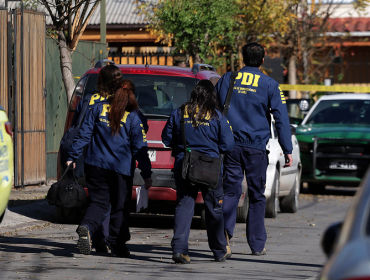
[319,166,370,280]
[236,120,302,221]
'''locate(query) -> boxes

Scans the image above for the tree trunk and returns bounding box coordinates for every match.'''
[194,53,201,64]
[58,30,75,105]
[288,55,297,99]
[230,51,235,71]
[302,49,309,98]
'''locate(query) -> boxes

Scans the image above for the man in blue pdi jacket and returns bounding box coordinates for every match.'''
[215,42,293,256]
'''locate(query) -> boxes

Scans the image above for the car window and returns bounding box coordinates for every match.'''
[69,76,88,111]
[305,99,370,125]
[84,73,197,117]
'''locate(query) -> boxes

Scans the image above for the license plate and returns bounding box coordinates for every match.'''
[329,160,357,170]
[148,150,156,162]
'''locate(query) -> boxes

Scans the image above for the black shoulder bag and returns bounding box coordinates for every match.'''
[180,72,238,188]
[47,165,87,208]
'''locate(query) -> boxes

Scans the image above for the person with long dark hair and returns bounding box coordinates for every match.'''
[162,80,234,263]
[66,65,152,257]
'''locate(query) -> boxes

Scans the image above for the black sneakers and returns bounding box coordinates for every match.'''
[92,240,110,253]
[215,253,227,262]
[76,225,91,255]
[111,245,130,258]
[252,248,267,256]
[172,253,191,264]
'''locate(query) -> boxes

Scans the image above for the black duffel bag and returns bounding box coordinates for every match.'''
[47,166,86,208]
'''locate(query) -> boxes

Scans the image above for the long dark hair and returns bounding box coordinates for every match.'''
[97,65,138,134]
[184,79,220,127]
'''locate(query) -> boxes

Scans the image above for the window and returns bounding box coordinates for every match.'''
[69,76,88,111]
[305,100,370,125]
[81,73,198,117]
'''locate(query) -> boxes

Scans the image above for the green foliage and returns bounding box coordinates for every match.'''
[140,0,370,75]
[139,0,240,66]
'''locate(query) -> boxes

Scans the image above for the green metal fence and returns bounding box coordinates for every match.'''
[46,38,107,180]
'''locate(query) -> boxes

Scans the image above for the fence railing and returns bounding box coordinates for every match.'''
[108,51,189,67]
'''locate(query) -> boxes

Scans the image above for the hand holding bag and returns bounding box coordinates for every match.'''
[47,165,87,208]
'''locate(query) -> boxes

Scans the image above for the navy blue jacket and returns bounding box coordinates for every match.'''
[68,100,152,179]
[73,92,149,133]
[215,66,292,154]
[161,107,235,170]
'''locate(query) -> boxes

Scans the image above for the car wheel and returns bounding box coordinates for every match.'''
[236,192,249,223]
[265,170,279,218]
[307,183,326,194]
[280,173,300,213]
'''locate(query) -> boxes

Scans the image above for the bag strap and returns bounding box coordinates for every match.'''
[60,163,79,184]
[180,104,187,151]
[76,99,90,127]
[223,71,238,116]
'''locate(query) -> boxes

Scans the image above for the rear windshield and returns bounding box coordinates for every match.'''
[305,99,370,125]
[81,73,197,117]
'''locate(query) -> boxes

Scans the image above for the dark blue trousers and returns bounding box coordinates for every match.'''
[171,170,227,260]
[91,177,133,245]
[81,164,131,248]
[223,146,268,252]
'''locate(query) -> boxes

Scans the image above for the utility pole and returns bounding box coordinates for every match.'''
[100,0,106,44]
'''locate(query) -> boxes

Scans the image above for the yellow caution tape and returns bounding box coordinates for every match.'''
[279,84,370,93]
[73,76,81,79]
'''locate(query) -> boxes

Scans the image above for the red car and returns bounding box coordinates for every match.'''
[59,60,247,225]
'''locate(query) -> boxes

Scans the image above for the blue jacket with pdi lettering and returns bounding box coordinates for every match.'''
[73,92,149,133]
[161,107,235,171]
[68,100,152,179]
[215,66,293,154]
[72,92,149,176]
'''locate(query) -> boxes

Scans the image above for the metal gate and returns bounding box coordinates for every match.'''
[0,7,46,187]
[13,9,46,187]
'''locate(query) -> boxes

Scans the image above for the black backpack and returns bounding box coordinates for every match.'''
[59,100,89,178]
[47,166,87,208]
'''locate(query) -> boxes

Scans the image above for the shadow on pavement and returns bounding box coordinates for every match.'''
[0,235,76,257]
[7,200,55,223]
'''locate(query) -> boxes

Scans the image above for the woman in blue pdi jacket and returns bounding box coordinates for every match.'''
[66,65,152,257]
[162,80,235,264]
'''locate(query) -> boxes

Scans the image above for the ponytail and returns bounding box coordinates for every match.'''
[109,79,139,135]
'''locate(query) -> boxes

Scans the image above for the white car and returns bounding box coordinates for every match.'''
[236,120,302,221]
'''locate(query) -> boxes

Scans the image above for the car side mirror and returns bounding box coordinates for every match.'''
[290,125,296,135]
[321,222,342,257]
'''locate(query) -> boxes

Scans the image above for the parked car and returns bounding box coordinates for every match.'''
[319,166,370,280]
[264,120,302,218]
[59,60,301,224]
[0,105,13,225]
[295,94,370,194]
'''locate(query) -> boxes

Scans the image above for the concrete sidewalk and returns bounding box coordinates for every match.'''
[0,185,55,234]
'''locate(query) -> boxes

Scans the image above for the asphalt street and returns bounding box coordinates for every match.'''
[0,186,356,280]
